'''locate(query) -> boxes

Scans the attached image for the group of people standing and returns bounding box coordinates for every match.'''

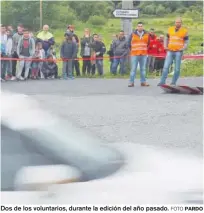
[127,17,189,87]
[0,24,57,81]
[1,17,189,86]
[61,26,107,79]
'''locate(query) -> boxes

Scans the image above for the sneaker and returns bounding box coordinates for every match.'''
[1,78,6,82]
[5,75,12,80]
[128,83,134,87]
[141,82,150,87]
[18,76,25,81]
[157,82,164,86]
[10,76,16,81]
[68,77,75,80]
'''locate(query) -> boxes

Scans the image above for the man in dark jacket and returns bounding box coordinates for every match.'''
[65,25,80,76]
[107,34,118,74]
[111,30,129,75]
[60,32,77,79]
[89,34,106,76]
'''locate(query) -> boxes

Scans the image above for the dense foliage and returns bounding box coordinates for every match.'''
[1,1,203,30]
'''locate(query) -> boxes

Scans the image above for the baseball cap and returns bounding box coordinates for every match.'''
[67,24,74,29]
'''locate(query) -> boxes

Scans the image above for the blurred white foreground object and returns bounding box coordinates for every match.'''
[14,165,82,191]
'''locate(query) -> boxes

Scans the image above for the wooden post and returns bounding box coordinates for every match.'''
[40,0,42,29]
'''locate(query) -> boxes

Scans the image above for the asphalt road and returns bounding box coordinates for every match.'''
[1,77,203,191]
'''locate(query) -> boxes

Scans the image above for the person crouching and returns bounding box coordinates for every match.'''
[41,54,58,79]
[60,32,77,80]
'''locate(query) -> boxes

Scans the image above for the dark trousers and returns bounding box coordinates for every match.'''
[82,56,91,75]
[155,58,165,71]
[63,61,73,78]
[91,64,96,75]
[55,65,58,78]
[110,59,114,73]
[1,58,7,79]
[12,52,18,76]
[72,59,80,76]
[96,59,103,76]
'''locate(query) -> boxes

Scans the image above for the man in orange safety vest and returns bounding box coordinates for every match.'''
[158,17,189,86]
[128,22,150,87]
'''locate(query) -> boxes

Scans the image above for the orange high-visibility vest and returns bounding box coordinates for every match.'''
[168,26,188,51]
[130,32,149,56]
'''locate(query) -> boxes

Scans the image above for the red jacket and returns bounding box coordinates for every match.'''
[157,40,166,58]
[148,35,158,55]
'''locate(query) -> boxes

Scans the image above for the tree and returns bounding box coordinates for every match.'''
[144,4,156,15]
[155,5,166,16]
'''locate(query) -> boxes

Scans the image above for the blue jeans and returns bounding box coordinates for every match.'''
[112,57,126,75]
[62,60,73,78]
[129,55,147,83]
[1,59,7,79]
[159,51,183,85]
[96,59,103,75]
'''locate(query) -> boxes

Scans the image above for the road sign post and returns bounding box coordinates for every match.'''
[113,9,139,18]
[119,0,135,71]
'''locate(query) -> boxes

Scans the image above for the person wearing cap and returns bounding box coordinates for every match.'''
[158,17,189,86]
[36,25,55,57]
[60,32,77,80]
[66,25,74,35]
[147,28,157,73]
[66,25,81,76]
[128,22,150,87]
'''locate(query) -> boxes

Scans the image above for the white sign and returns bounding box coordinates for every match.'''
[113,9,139,18]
